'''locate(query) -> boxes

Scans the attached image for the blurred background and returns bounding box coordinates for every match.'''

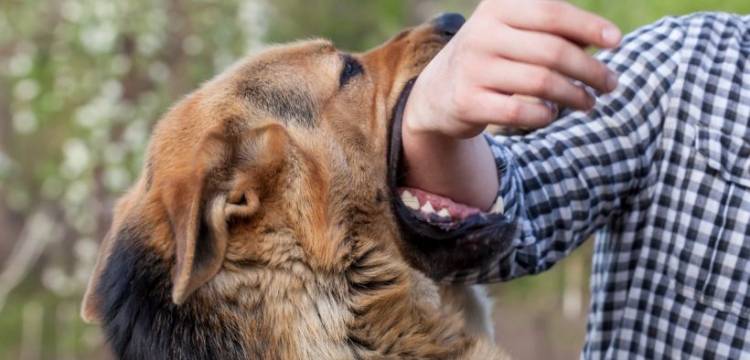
[0,0,748,359]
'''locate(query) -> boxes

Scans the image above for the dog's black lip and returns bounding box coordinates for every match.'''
[386,78,417,196]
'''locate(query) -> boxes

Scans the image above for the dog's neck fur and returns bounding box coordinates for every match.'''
[97,219,488,359]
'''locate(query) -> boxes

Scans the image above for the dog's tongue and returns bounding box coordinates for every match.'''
[396,187,482,221]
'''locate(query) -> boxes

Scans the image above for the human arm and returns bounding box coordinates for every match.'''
[396,10,687,282]
[402,0,622,210]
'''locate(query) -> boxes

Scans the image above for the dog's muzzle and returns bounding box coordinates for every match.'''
[386,80,517,281]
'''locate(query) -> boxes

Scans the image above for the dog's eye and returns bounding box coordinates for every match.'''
[339,55,363,88]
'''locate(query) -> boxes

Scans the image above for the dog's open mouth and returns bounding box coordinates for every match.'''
[385,79,516,279]
[387,80,503,224]
[396,187,482,221]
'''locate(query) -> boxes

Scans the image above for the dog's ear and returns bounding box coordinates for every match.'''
[80,122,289,322]
[166,123,288,305]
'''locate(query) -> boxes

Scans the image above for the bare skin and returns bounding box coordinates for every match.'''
[402,0,622,210]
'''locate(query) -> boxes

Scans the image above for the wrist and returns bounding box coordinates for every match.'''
[401,112,499,211]
[400,73,499,211]
[401,79,437,136]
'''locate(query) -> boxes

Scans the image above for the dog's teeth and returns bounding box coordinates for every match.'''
[420,202,435,214]
[437,208,451,219]
[401,190,420,210]
[490,197,504,214]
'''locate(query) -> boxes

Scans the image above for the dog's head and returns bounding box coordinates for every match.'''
[81,14,467,324]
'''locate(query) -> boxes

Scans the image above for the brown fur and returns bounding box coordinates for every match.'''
[82,18,509,360]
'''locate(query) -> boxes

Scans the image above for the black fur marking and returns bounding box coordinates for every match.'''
[347,245,401,294]
[347,246,379,273]
[96,224,253,360]
[241,83,316,127]
[193,206,216,270]
[346,333,376,351]
[350,276,399,293]
[375,190,385,203]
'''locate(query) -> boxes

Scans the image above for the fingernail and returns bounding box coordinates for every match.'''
[602,26,621,47]
[606,71,619,91]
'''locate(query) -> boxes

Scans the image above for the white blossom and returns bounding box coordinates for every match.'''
[61,139,91,178]
[7,52,34,77]
[13,79,39,101]
[104,166,130,191]
[80,23,117,54]
[61,0,84,22]
[12,110,38,134]
[147,61,170,82]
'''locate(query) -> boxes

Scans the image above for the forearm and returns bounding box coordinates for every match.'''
[393,1,629,283]
[397,16,684,284]
[399,0,620,212]
[401,122,498,211]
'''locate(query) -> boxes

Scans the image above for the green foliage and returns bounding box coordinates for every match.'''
[0,0,250,213]
[265,0,409,51]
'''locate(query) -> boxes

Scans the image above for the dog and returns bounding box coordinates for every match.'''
[81,13,510,359]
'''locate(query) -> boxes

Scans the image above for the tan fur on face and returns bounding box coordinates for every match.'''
[83,18,510,360]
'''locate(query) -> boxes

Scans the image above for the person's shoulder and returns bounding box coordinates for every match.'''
[673,12,749,26]
[615,12,748,63]
[628,12,748,38]
[656,12,749,37]
[619,15,686,49]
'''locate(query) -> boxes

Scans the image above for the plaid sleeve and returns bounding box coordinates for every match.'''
[418,17,689,284]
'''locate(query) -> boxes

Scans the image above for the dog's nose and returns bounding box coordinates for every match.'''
[432,13,465,37]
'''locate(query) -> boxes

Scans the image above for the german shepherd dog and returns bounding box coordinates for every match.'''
[81,13,510,359]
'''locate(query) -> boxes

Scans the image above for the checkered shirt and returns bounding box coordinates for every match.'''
[413,13,750,359]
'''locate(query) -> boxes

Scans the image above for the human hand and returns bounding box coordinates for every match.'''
[401,0,622,209]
